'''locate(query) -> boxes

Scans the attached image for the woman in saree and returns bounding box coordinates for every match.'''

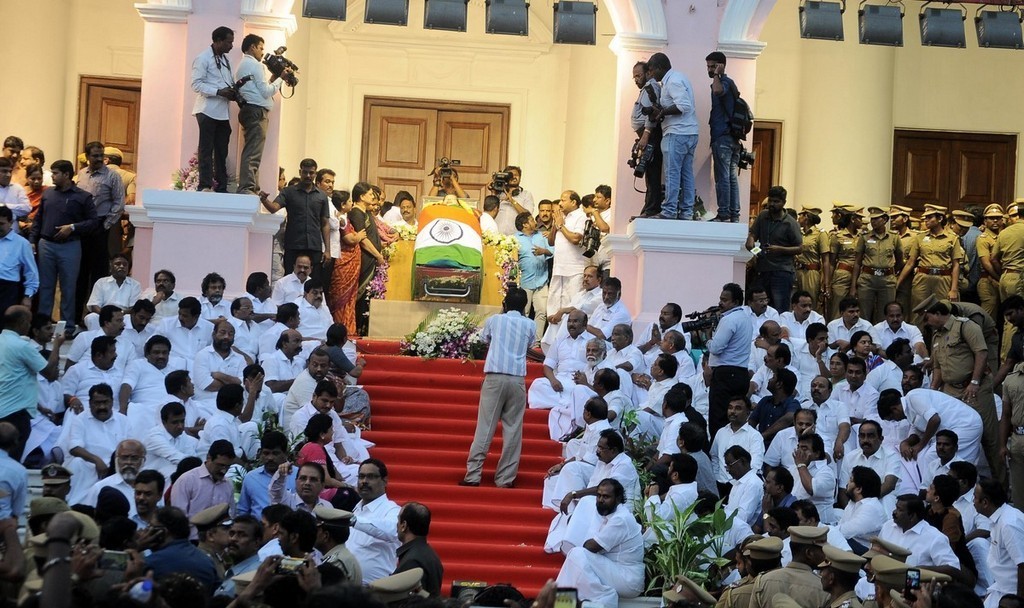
[326,191,365,334]
[347,182,385,336]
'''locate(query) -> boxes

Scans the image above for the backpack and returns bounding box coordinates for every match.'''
[729,81,754,140]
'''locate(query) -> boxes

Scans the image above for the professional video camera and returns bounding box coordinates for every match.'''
[263,46,299,88]
[489,171,512,191]
[628,139,656,178]
[581,218,601,258]
[437,157,461,179]
[230,75,253,107]
[680,306,722,333]
[738,145,755,171]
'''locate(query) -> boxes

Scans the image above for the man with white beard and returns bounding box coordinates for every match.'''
[81,439,148,515]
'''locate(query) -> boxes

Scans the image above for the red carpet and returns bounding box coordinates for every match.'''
[359,344,564,598]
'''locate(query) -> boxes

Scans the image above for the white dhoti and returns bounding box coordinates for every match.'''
[23,416,62,464]
[968,537,992,596]
[542,461,596,511]
[556,546,644,608]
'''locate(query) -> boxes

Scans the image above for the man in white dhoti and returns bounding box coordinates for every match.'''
[528,310,593,411]
[542,398,612,510]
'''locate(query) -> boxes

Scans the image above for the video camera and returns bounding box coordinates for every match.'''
[680,306,722,333]
[263,46,299,87]
[738,145,755,171]
[437,157,461,179]
[489,171,513,191]
[581,218,601,258]
[628,140,656,178]
[230,75,253,107]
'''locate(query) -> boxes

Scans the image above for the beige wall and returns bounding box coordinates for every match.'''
[755,0,1021,223]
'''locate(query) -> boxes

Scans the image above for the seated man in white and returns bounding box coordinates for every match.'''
[199,272,231,322]
[229,297,264,361]
[543,397,611,510]
[242,363,280,434]
[827,297,874,354]
[634,303,687,371]
[747,319,786,375]
[144,402,200,483]
[243,271,279,328]
[197,384,249,459]
[764,407,817,470]
[289,380,363,480]
[192,320,250,408]
[838,465,887,553]
[800,375,851,464]
[605,324,644,374]
[780,500,852,564]
[661,329,698,384]
[918,430,965,491]
[555,478,645,608]
[947,461,993,595]
[838,419,901,515]
[742,286,781,342]
[779,290,825,340]
[261,329,307,412]
[721,444,764,529]
[64,384,131,505]
[878,493,965,584]
[62,335,126,407]
[790,322,829,400]
[631,354,681,441]
[877,387,982,475]
[749,342,801,403]
[294,279,333,346]
[83,253,141,331]
[643,452,699,535]
[528,310,592,410]
[545,429,639,553]
[65,305,134,370]
[272,255,311,305]
[833,356,880,437]
[145,269,182,323]
[710,395,765,496]
[583,277,632,344]
[542,264,602,351]
[81,439,147,514]
[550,339,616,439]
[282,348,331,429]
[120,300,158,359]
[258,303,302,357]
[580,368,631,430]
[866,338,914,394]
[120,335,188,439]
[871,301,927,359]
[155,297,213,369]
[641,373,692,459]
[788,433,837,524]
[164,369,217,435]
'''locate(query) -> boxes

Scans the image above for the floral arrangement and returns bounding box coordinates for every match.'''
[482,230,520,295]
[367,253,390,300]
[171,152,204,191]
[391,223,418,241]
[401,307,486,360]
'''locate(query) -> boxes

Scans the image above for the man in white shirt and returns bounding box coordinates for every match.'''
[878,387,983,469]
[866,338,914,394]
[62,336,125,406]
[120,300,158,358]
[234,33,287,195]
[349,459,402,583]
[493,165,534,235]
[192,321,248,406]
[65,305,132,370]
[780,290,826,339]
[191,26,236,192]
[81,439,147,514]
[838,465,886,552]
[529,310,593,410]
[975,478,1024,608]
[197,384,252,459]
[790,323,829,400]
[146,269,182,323]
[878,494,963,581]
[548,191,589,316]
[827,297,873,353]
[742,286,781,341]
[83,253,141,331]
[586,278,632,344]
[258,302,301,358]
[542,400,612,510]
[634,303,686,371]
[919,429,964,491]
[803,375,852,462]
[631,354,681,441]
[543,265,602,350]
[722,445,764,529]
[833,357,880,424]
[144,402,199,482]
[606,324,644,374]
[199,272,231,322]
[156,297,213,368]
[65,384,131,505]
[948,461,994,594]
[295,279,332,343]
[120,335,187,438]
[871,301,927,359]
[243,271,278,327]
[272,256,311,305]
[838,420,900,514]
[764,408,817,470]
[262,329,307,409]
[710,395,764,493]
[229,297,263,361]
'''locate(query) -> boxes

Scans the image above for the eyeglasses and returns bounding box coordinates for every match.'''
[357,473,381,480]
[725,460,740,469]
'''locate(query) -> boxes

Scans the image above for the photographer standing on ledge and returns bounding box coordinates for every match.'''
[705,51,742,224]
[191,26,236,193]
[746,186,801,311]
[631,61,662,218]
[235,34,289,195]
[492,165,534,235]
[704,283,752,437]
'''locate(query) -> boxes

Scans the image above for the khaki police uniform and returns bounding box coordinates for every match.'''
[889,205,915,316]
[930,311,1004,487]
[904,206,963,324]
[716,575,756,608]
[976,205,1004,322]
[751,527,830,608]
[832,591,863,608]
[831,226,861,320]
[853,208,903,324]
[996,220,1024,300]
[797,207,830,311]
[999,362,1024,507]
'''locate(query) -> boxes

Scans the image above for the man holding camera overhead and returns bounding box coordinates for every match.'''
[492,165,534,235]
[191,26,237,193]
[235,34,290,195]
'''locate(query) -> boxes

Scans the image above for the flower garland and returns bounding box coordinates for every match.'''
[172,152,203,191]
[400,307,486,359]
[367,244,393,300]
[482,230,521,295]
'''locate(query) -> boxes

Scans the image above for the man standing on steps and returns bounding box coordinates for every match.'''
[461,286,536,488]
[349,458,401,584]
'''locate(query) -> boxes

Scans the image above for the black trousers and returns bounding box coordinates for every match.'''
[0,279,22,312]
[640,128,663,217]
[74,227,111,325]
[708,365,751,439]
[197,113,231,192]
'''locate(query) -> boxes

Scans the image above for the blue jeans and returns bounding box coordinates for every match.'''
[711,137,741,219]
[38,239,82,323]
[757,269,795,313]
[661,133,698,218]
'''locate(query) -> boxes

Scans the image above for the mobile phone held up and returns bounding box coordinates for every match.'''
[904,568,921,601]
[554,587,578,608]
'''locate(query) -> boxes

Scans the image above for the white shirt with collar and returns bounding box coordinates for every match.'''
[61,361,124,404]
[635,320,691,369]
[871,320,925,352]
[197,409,243,458]
[832,381,880,422]
[144,424,199,481]
[802,398,850,450]
[479,212,499,233]
[645,482,698,524]
[191,46,235,120]
[65,329,136,370]
[565,419,612,463]
[790,458,836,524]
[350,494,402,583]
[229,318,263,361]
[121,323,157,358]
[878,518,960,569]
[839,496,886,548]
[918,456,965,491]
[750,362,801,402]
[656,411,689,457]
[156,316,213,366]
[984,503,1024,608]
[272,273,306,305]
[261,349,307,383]
[295,296,332,341]
[827,317,873,348]
[724,469,763,528]
[248,293,277,326]
[200,298,231,322]
[606,343,644,373]
[764,427,799,469]
[866,359,904,393]
[780,310,825,340]
[953,488,991,536]
[82,473,139,516]
[191,346,247,404]
[86,276,142,311]
[552,207,589,277]
[545,286,605,348]
[145,291,182,322]
[902,389,982,465]
[710,423,765,484]
[743,305,781,339]
[589,300,632,342]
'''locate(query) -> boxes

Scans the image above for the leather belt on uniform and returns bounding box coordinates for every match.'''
[796,263,821,271]
[837,262,855,273]
[915,266,951,276]
[1015,426,1024,436]
[1005,269,1020,275]
[863,266,895,277]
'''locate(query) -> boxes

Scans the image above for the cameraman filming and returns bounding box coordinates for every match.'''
[428,164,467,198]
[703,283,752,437]
[491,165,534,235]
[191,26,237,193]
[631,61,662,218]
[235,34,290,195]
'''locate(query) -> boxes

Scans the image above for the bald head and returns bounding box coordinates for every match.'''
[278,329,303,356]
[759,321,782,344]
[0,422,19,452]
[3,305,31,334]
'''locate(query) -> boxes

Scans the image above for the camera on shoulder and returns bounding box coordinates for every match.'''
[263,46,300,87]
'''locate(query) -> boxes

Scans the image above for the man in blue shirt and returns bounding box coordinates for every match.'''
[705,51,742,223]
[0,422,27,520]
[513,211,552,348]
[0,206,37,312]
[143,506,220,591]
[705,283,753,437]
[237,430,293,518]
[750,368,801,446]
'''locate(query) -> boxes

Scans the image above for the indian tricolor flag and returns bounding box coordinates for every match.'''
[414,203,484,269]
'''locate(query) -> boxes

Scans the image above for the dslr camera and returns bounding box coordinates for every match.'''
[263,46,299,87]
[581,218,601,258]
[489,171,513,191]
[437,157,461,179]
[738,145,755,171]
[628,139,656,178]
[680,306,722,333]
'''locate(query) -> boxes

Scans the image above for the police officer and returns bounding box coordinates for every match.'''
[831,206,862,321]
[999,360,1024,508]
[191,502,231,580]
[889,205,916,315]
[950,210,981,300]
[976,204,1004,323]
[664,574,717,608]
[995,202,1024,302]
[896,204,963,324]
[868,555,950,608]
[818,545,865,608]
[851,207,903,324]
[751,526,830,608]
[796,207,832,314]
[716,536,783,608]
[917,297,1005,489]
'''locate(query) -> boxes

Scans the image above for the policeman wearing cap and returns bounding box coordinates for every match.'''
[819,545,866,608]
[850,207,903,323]
[191,503,231,580]
[664,574,716,608]
[889,205,916,314]
[896,205,963,324]
[368,567,429,606]
[831,205,864,320]
[41,464,72,503]
[977,204,1005,321]
[949,209,982,301]
[870,555,951,608]
[717,536,783,608]
[996,200,1024,304]
[752,526,830,608]
[796,207,832,311]
[313,505,362,585]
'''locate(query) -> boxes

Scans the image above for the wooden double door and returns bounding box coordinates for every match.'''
[361,97,510,205]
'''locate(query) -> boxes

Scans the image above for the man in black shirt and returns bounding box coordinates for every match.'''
[394,502,443,597]
[745,186,802,312]
[259,158,331,282]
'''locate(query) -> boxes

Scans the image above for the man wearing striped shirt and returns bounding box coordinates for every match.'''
[462,286,536,488]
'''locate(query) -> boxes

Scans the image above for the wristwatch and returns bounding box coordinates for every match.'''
[970,379,980,386]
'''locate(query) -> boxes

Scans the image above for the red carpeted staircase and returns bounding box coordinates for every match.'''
[358,340,565,598]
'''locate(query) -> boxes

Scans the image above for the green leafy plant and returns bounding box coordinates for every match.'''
[638,498,736,593]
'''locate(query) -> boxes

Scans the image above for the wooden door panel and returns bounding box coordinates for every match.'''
[78,78,141,172]
[750,122,780,217]
[365,106,437,204]
[902,143,946,203]
[438,111,506,205]
[951,140,1013,206]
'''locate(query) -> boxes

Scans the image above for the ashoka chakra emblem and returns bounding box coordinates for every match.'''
[429,219,464,244]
